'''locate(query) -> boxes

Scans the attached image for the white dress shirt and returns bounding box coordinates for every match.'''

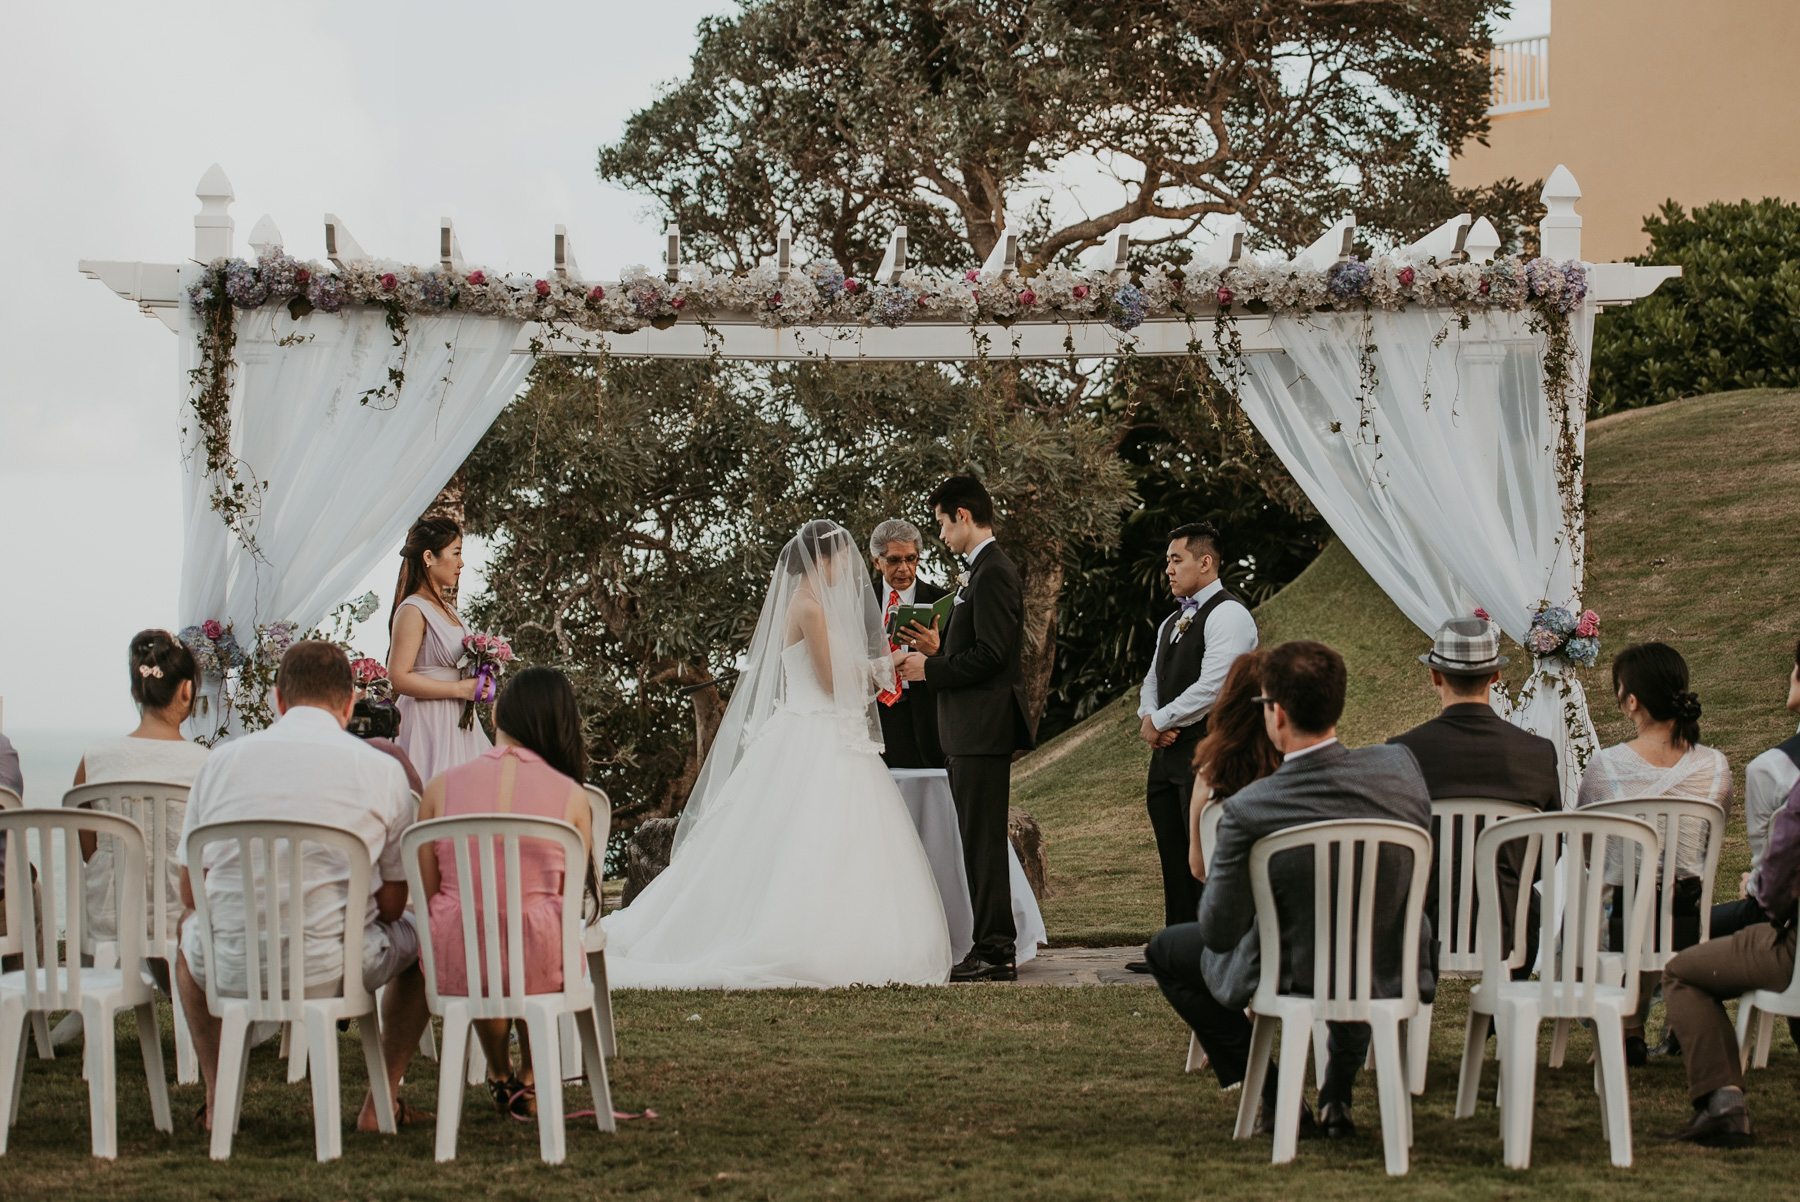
[1745,722,1800,872]
[965,536,996,569]
[1284,736,1340,763]
[1137,578,1261,733]
[178,705,414,991]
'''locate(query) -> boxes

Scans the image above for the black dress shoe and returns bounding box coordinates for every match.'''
[1124,961,1152,974]
[1625,1035,1648,1066]
[1666,1104,1754,1148]
[950,957,1018,982]
[1255,1100,1315,1138]
[1315,1101,1356,1139]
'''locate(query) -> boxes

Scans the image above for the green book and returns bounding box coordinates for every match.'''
[886,593,955,639]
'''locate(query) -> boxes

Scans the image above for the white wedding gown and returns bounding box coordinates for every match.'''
[602,641,954,989]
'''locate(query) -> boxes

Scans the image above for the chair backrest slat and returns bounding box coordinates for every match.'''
[402,815,587,1020]
[0,809,149,1012]
[1430,798,1538,975]
[1586,797,1724,963]
[63,781,191,955]
[185,820,375,1022]
[1247,819,1431,1021]
[1475,811,1659,1017]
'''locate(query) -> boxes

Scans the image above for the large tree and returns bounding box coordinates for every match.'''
[599,0,1510,271]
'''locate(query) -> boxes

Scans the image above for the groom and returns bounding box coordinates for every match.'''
[898,475,1035,982]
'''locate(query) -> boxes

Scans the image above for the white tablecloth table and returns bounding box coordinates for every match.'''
[889,768,1046,965]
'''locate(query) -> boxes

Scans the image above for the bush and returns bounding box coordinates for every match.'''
[1590,198,1800,415]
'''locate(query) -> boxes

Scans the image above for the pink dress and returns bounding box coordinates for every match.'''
[428,745,574,996]
[393,594,491,784]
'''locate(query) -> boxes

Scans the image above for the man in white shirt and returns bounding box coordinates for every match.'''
[176,640,430,1134]
[1133,523,1258,953]
[1745,641,1800,877]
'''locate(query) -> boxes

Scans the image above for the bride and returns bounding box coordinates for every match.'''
[602,520,953,988]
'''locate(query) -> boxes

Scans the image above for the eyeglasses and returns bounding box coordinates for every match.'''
[1252,695,1276,708]
[880,554,920,567]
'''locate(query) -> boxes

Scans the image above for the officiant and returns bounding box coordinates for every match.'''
[869,519,947,769]
[1135,523,1259,948]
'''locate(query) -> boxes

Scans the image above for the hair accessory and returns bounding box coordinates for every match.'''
[138,664,164,679]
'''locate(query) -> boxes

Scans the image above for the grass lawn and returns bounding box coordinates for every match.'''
[1021,388,1800,945]
[10,983,1800,1200]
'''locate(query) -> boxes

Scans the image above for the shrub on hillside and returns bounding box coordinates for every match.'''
[1590,198,1800,415]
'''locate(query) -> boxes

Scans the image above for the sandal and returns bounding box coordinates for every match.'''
[488,1075,524,1117]
[393,1099,435,1127]
[508,1083,538,1121]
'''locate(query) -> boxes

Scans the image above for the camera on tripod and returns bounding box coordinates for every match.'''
[347,697,401,740]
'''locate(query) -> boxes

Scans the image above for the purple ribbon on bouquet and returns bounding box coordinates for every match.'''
[474,663,499,703]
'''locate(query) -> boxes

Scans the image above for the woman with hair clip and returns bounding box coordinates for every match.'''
[415,667,594,1121]
[1578,640,1732,1064]
[54,630,211,1043]
[388,516,491,783]
[1186,651,1281,884]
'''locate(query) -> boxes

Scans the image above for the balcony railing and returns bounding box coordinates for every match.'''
[1488,34,1550,115]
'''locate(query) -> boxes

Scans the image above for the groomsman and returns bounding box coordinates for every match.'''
[897,476,1035,982]
[1133,523,1258,964]
[868,518,947,769]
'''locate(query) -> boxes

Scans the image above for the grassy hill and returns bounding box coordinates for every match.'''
[1018,388,1800,946]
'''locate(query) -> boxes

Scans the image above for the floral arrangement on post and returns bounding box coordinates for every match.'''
[456,632,514,731]
[1523,603,1601,667]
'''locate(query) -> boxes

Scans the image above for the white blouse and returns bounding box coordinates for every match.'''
[80,736,211,948]
[1576,742,1732,883]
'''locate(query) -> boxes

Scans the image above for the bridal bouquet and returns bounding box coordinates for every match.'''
[351,656,393,702]
[1524,603,1601,667]
[456,633,514,730]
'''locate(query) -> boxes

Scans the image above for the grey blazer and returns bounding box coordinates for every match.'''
[1198,741,1435,1010]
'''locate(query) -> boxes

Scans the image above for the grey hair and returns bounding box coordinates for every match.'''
[869,519,924,557]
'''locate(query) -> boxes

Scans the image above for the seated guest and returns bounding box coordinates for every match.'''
[1735,640,1800,913]
[176,640,431,1134]
[1389,617,1559,976]
[1577,641,1730,1063]
[1147,640,1433,1139]
[871,519,948,769]
[416,667,594,1120]
[55,630,211,1043]
[1661,773,1800,1148]
[0,727,19,942]
[1186,650,1280,883]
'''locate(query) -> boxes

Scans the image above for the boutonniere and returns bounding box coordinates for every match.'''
[955,571,970,591]
[1171,611,1196,643]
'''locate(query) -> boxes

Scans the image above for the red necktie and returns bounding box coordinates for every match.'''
[881,589,903,705]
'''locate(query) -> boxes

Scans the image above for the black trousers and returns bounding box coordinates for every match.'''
[947,753,1016,963]
[1147,920,1371,1108]
[880,695,929,770]
[1147,774,1202,929]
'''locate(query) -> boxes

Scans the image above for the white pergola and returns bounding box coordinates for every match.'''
[84,164,1677,791]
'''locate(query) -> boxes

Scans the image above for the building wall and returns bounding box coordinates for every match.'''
[1451,0,1800,261]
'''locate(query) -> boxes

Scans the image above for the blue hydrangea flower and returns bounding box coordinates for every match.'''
[258,251,305,298]
[224,258,267,308]
[1563,635,1601,667]
[419,272,454,307]
[872,285,917,328]
[813,265,845,303]
[1524,626,1563,656]
[1108,284,1149,330]
[1536,605,1578,637]
[1327,260,1372,299]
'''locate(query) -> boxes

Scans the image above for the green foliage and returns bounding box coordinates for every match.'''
[463,354,1132,826]
[600,0,1508,268]
[1591,198,1800,415]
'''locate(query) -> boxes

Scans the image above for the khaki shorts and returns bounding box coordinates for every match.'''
[182,911,419,998]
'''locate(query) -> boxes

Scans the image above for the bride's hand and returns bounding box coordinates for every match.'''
[891,647,911,667]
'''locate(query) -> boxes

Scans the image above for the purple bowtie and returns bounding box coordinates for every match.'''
[1178,596,1202,615]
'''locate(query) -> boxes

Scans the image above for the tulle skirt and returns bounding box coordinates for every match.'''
[602,707,954,989]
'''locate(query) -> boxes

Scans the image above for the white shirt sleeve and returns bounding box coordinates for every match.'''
[1138,617,1168,718]
[1745,748,1800,871]
[1151,601,1260,733]
[374,760,412,887]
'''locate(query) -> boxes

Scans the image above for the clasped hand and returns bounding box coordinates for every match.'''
[893,648,929,682]
[894,617,941,655]
[1139,714,1178,748]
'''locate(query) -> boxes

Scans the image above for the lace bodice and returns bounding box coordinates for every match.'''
[781,640,834,714]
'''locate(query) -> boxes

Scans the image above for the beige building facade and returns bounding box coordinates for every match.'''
[1451,0,1800,262]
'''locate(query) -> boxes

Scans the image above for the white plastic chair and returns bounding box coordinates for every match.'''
[559,784,617,1082]
[0,809,172,1157]
[1735,929,1800,1069]
[1183,800,1227,1075]
[186,819,396,1161]
[62,781,201,1085]
[1230,819,1431,1176]
[0,787,53,1063]
[404,814,615,1163]
[1453,811,1659,1169]
[1407,799,1540,1095]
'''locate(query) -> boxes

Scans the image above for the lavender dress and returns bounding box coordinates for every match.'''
[393,595,491,785]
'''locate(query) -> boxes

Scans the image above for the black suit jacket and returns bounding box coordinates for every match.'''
[1388,703,1561,954]
[1198,742,1435,1010]
[924,542,1036,757]
[873,576,948,768]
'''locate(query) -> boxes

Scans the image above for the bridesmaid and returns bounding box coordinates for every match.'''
[388,516,491,783]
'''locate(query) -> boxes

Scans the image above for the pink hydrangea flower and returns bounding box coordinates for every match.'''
[202,619,223,640]
[467,270,486,285]
[1216,286,1234,306]
[1399,267,1416,287]
[1072,284,1089,299]
[1576,609,1600,637]
[296,269,310,286]
[534,279,550,297]
[671,296,686,309]
[965,269,981,283]
[842,278,860,294]
[379,273,397,291]
[588,285,605,302]
[1018,289,1037,306]
[1473,607,1491,621]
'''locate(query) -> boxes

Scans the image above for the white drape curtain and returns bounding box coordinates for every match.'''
[175,263,534,692]
[1213,305,1599,800]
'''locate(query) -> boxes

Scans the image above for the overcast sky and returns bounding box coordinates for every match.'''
[0,0,1548,735]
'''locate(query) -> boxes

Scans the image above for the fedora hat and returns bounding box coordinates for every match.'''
[1420,616,1509,675]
